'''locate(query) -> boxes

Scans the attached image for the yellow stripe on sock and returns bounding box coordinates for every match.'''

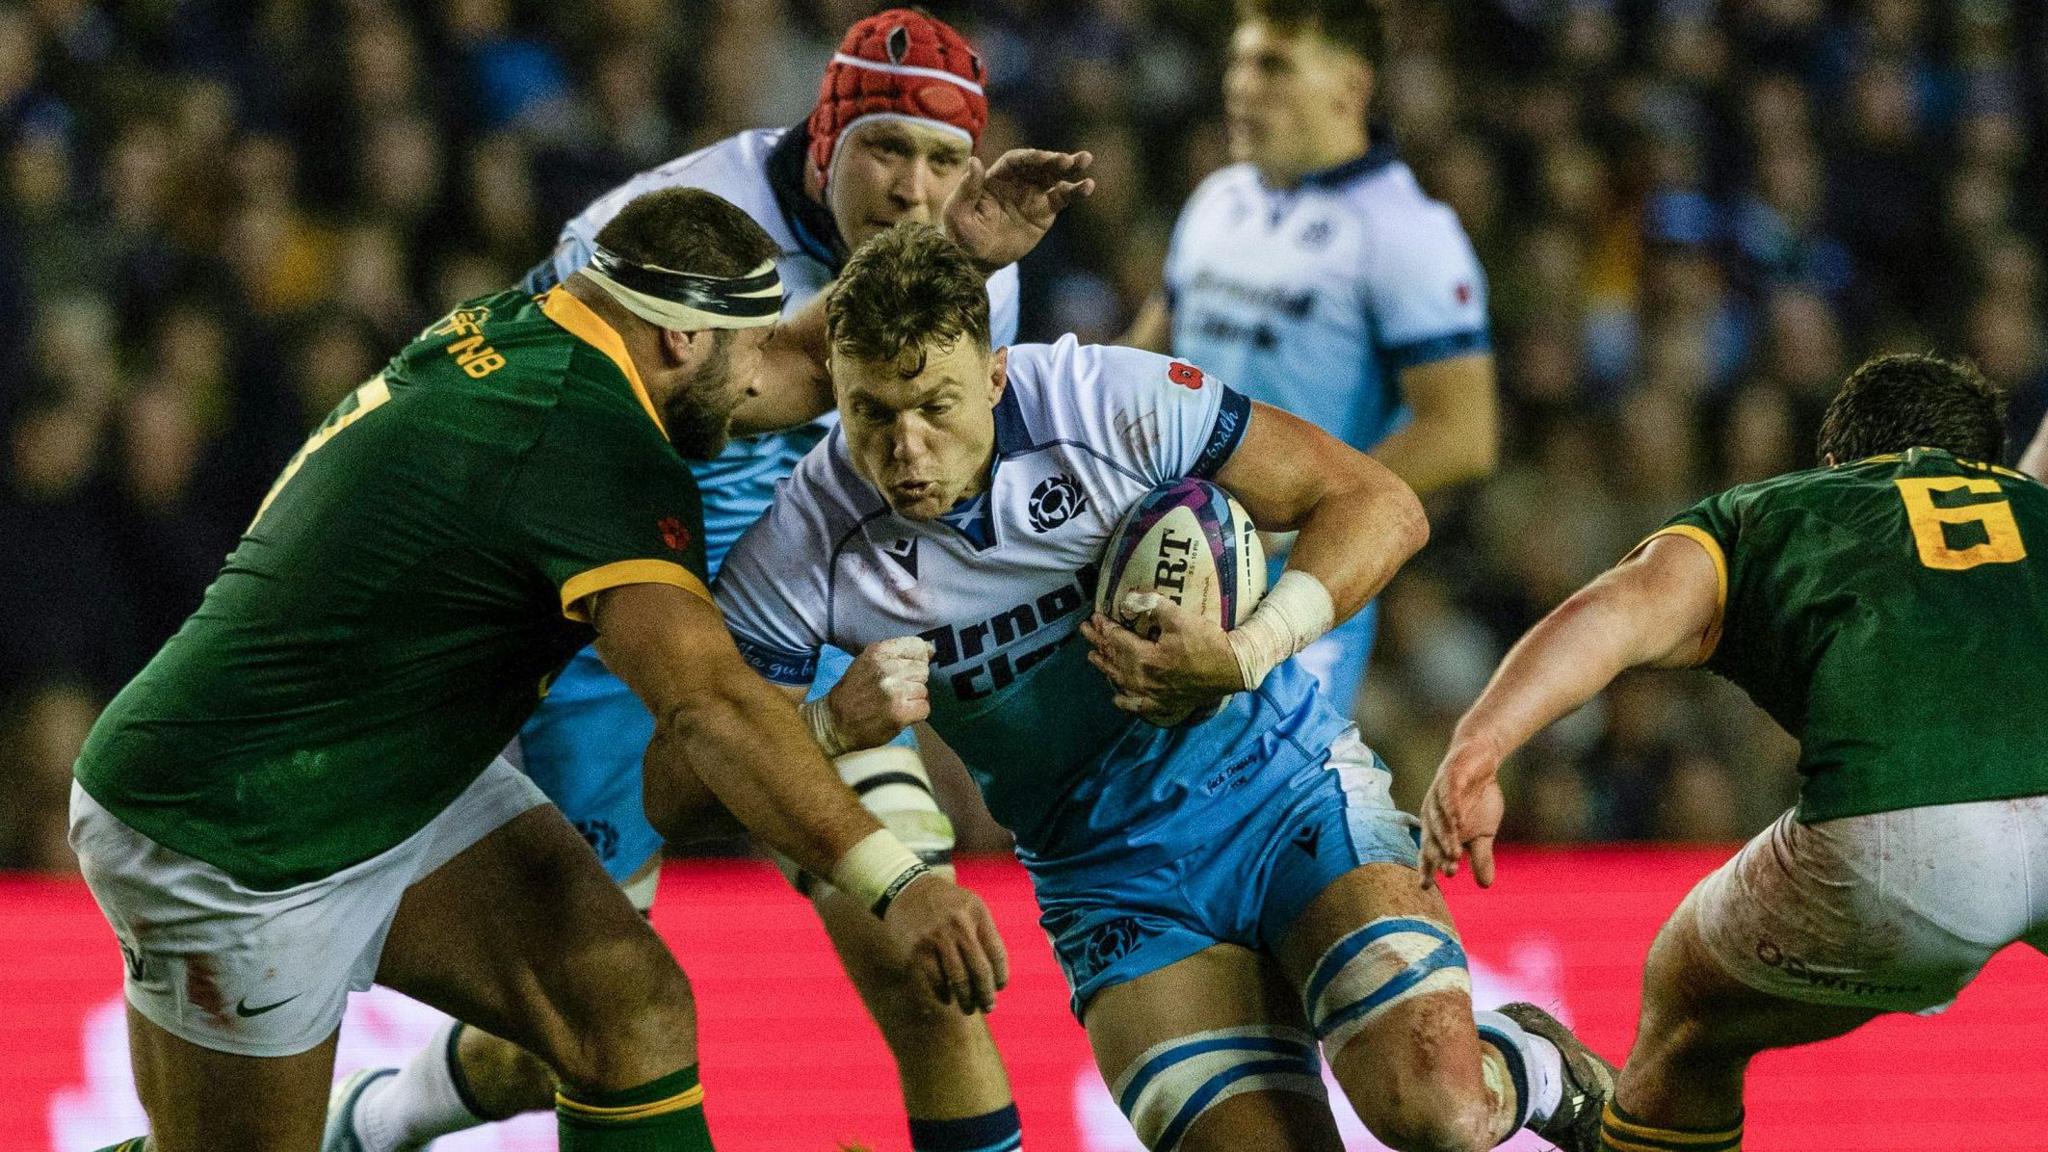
[1602,1132,1693,1152]
[556,1082,706,1123]
[1601,1102,1742,1149]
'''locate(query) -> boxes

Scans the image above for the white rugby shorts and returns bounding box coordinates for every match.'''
[1686,796,2048,1013]
[70,758,547,1057]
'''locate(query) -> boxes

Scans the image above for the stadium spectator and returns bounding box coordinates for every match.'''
[0,0,2042,872]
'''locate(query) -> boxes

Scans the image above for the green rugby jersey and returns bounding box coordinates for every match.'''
[1646,448,2048,822]
[75,288,711,888]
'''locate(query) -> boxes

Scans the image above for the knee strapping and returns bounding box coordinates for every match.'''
[840,746,955,865]
[1303,916,1471,1056]
[782,746,955,893]
[1109,1025,1327,1151]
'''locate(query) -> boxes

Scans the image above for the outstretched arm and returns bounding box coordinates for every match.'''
[593,583,883,875]
[731,149,1094,436]
[1419,532,1723,888]
[1119,290,1172,353]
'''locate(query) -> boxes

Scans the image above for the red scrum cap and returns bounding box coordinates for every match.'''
[807,8,988,189]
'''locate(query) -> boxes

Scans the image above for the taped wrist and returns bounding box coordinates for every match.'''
[780,746,956,896]
[830,828,930,918]
[799,697,851,758]
[1225,570,1335,690]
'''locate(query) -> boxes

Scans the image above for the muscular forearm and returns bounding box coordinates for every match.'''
[1451,588,1646,764]
[647,675,881,879]
[1283,469,1428,623]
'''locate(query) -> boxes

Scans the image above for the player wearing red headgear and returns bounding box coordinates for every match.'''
[320,10,1086,1152]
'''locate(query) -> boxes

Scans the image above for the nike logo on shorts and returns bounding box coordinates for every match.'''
[234,993,302,1018]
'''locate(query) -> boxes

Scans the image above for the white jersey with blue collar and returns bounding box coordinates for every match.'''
[531,126,1023,572]
[1165,139,1488,454]
[715,336,1351,883]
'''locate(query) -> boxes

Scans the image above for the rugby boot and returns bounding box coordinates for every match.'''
[1499,1001,1618,1152]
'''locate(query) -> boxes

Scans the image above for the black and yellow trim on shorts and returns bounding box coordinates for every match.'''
[1599,1100,1742,1152]
[556,1081,707,1124]
[1627,524,1728,665]
[561,559,714,622]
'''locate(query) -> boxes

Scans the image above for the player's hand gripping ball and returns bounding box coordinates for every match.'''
[1081,478,1266,727]
[825,637,934,751]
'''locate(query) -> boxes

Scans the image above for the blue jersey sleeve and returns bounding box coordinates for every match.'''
[710,493,829,688]
[988,264,1022,347]
[1023,339,1250,488]
[1365,204,1491,370]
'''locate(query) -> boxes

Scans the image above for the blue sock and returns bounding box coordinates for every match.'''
[909,1103,1022,1152]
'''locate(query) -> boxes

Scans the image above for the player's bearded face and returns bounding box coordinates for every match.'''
[838,339,1006,520]
[663,328,760,460]
[825,121,975,251]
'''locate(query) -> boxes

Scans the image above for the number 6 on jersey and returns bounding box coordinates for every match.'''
[1895,476,2028,571]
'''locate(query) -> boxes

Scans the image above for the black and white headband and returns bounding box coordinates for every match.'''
[583,245,783,331]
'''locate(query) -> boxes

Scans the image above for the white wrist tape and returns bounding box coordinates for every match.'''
[830,828,929,915]
[1226,570,1335,691]
[799,697,851,758]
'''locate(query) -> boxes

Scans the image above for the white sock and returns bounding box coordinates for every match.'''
[1472,1009,1565,1129]
[354,1021,489,1151]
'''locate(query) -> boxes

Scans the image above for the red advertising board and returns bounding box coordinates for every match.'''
[6,848,2046,1150]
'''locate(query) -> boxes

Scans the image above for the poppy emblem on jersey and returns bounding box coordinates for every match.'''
[1167,362,1204,391]
[1456,281,1472,305]
[1027,474,1088,533]
[658,516,692,552]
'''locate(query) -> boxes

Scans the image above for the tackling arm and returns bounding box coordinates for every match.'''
[591,582,880,877]
[1368,353,1500,496]
[1419,533,1722,887]
[595,583,1007,1009]
[731,148,1095,438]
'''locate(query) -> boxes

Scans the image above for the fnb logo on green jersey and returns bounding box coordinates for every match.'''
[427,305,505,378]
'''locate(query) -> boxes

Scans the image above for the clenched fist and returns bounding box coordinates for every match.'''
[823,636,934,752]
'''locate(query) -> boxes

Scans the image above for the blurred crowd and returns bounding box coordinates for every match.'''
[0,0,2042,871]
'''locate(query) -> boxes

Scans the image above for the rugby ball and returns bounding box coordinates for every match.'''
[1096,478,1266,634]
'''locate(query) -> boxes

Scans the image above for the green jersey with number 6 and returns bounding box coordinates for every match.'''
[75,287,712,889]
[1645,447,2048,823]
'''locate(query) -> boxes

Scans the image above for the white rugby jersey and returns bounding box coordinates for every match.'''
[1166,138,1488,455]
[534,125,1021,571]
[715,336,1350,880]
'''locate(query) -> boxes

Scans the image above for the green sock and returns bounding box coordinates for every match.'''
[557,1064,713,1151]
